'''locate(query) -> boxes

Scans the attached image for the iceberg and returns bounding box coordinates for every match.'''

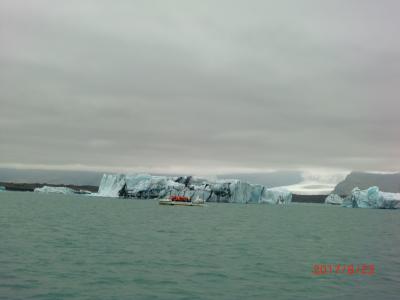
[34,186,77,194]
[95,173,292,205]
[97,173,185,198]
[0,186,5,192]
[97,174,127,197]
[341,186,400,209]
[122,174,185,198]
[260,187,292,205]
[206,180,258,203]
[325,194,343,205]
[188,179,290,204]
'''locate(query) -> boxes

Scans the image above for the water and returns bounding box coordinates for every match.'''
[1,192,399,300]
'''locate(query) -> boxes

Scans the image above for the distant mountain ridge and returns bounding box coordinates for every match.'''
[333,172,400,195]
[0,168,103,186]
[3,168,399,197]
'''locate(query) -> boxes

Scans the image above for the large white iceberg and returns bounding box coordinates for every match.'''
[325,194,343,205]
[260,187,292,205]
[95,173,292,205]
[97,173,185,198]
[34,186,77,194]
[342,186,400,209]
[97,174,127,197]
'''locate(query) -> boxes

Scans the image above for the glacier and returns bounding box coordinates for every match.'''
[325,194,343,205]
[341,186,400,209]
[95,173,292,205]
[282,170,348,195]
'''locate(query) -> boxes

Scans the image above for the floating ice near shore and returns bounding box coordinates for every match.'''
[342,186,400,209]
[325,194,343,205]
[34,185,92,195]
[95,173,292,204]
[0,186,5,192]
[34,186,77,194]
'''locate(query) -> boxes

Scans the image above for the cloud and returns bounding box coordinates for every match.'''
[1,0,399,173]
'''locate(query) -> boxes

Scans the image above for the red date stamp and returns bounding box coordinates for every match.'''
[312,264,375,275]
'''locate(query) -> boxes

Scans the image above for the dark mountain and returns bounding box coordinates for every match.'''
[333,171,400,195]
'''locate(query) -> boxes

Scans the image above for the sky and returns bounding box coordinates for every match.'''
[1,0,399,175]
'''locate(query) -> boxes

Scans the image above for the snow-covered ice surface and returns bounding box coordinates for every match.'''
[325,194,343,205]
[95,173,292,205]
[342,186,400,209]
[34,186,77,194]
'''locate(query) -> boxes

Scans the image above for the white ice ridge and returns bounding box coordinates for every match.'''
[34,186,77,194]
[95,173,292,204]
[342,186,400,209]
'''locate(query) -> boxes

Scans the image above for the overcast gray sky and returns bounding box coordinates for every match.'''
[0,0,399,174]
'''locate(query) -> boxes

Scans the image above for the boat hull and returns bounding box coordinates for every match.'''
[159,200,204,207]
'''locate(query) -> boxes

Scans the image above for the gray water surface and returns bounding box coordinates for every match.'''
[1,192,399,300]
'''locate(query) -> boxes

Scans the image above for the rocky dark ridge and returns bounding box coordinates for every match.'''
[333,172,400,196]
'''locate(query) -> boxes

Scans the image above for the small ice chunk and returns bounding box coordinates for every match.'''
[34,186,76,194]
[325,194,343,205]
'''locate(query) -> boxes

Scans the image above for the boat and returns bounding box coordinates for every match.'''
[159,199,204,206]
[159,195,205,207]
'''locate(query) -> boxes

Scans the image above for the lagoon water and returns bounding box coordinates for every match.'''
[1,192,399,300]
